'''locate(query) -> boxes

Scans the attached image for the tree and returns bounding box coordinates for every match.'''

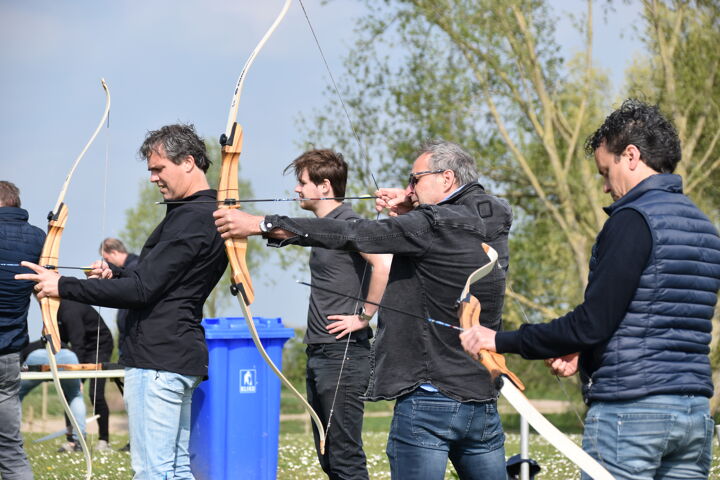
[301,0,720,407]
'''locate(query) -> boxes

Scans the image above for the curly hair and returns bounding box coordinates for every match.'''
[138,124,211,172]
[585,99,681,173]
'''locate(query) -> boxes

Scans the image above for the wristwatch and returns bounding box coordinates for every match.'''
[359,308,374,323]
[259,217,270,233]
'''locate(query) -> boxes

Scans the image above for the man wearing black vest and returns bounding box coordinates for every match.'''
[461,99,720,479]
[214,140,513,480]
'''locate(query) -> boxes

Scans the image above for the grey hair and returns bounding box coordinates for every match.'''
[138,123,211,172]
[416,140,479,186]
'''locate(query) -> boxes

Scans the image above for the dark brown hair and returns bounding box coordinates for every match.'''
[283,149,348,197]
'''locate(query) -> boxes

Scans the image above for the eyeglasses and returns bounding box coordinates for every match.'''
[407,169,445,187]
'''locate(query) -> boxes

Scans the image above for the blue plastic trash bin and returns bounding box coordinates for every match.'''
[189,317,295,480]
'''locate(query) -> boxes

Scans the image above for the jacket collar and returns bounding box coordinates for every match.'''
[604,173,683,216]
[439,181,486,205]
[0,206,30,222]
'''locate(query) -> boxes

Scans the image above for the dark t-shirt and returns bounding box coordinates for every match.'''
[304,204,372,344]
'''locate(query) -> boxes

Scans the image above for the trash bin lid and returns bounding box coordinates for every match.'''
[202,317,295,340]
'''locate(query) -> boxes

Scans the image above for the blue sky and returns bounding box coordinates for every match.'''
[0,1,642,337]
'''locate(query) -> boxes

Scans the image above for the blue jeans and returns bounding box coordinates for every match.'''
[386,389,506,480]
[20,348,86,441]
[124,367,201,480]
[582,395,713,480]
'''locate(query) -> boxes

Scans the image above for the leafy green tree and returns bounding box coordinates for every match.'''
[300,0,720,407]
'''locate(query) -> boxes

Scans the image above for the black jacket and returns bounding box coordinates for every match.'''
[58,300,114,362]
[21,300,113,363]
[112,252,139,348]
[59,190,228,376]
[266,182,512,402]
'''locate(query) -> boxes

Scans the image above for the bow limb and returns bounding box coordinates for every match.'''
[218,0,326,453]
[235,292,326,454]
[218,140,326,451]
[458,244,613,478]
[499,380,613,479]
[36,78,110,479]
[457,243,524,388]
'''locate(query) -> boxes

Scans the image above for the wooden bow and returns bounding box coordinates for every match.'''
[218,0,326,453]
[459,244,613,479]
[36,78,111,480]
[457,243,524,389]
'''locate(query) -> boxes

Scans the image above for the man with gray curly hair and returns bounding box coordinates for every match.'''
[18,124,228,480]
[215,139,512,479]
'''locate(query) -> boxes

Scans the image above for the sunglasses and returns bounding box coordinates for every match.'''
[407,169,446,187]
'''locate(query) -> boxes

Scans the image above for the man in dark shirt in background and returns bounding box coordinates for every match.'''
[460,99,720,479]
[283,149,391,479]
[0,180,44,480]
[100,237,139,357]
[19,124,228,480]
[99,236,138,452]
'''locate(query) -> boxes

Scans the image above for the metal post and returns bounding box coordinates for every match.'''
[520,415,530,480]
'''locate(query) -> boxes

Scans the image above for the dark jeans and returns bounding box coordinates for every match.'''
[0,352,33,480]
[306,341,370,480]
[386,389,506,480]
[80,348,112,442]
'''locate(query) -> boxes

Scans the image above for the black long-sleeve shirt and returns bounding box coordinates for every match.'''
[495,209,652,375]
[21,300,114,363]
[58,300,113,363]
[59,190,228,376]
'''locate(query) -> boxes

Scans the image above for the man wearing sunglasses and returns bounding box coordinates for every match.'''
[214,140,512,480]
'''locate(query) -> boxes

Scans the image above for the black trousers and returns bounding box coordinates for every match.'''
[306,341,371,480]
[66,347,113,442]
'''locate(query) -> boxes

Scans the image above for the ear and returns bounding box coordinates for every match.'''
[319,178,332,195]
[183,155,195,172]
[624,145,642,171]
[441,169,456,189]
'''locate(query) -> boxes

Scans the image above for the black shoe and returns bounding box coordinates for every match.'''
[118,442,131,452]
[57,441,83,453]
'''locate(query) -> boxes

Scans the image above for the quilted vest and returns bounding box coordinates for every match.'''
[586,174,720,402]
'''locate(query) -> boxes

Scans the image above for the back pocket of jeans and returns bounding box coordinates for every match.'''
[410,397,459,447]
[616,413,673,473]
[695,415,714,465]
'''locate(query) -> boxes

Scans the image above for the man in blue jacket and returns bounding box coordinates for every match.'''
[0,180,45,480]
[460,99,720,479]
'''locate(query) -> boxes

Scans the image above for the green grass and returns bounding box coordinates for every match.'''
[21,383,720,478]
[23,418,720,479]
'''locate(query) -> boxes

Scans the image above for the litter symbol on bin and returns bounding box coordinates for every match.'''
[239,369,257,393]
